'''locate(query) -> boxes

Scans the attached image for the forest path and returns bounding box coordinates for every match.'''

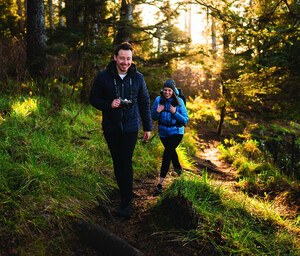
[195,131,237,186]
[73,131,237,256]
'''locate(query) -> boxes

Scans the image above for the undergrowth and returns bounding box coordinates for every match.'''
[158,173,300,255]
[218,137,300,204]
[0,91,175,254]
[1,85,299,255]
[0,94,111,253]
[191,97,300,212]
[168,97,300,254]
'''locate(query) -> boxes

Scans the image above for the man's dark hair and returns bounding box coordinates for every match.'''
[114,42,134,56]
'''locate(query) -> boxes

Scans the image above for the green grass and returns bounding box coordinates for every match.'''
[218,137,300,198]
[0,93,162,254]
[1,89,299,255]
[161,173,300,255]
[1,96,108,228]
[152,97,300,255]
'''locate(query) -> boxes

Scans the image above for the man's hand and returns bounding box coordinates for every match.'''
[143,131,151,141]
[111,98,121,108]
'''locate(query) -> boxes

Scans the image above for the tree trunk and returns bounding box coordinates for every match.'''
[17,0,25,35]
[114,0,134,45]
[217,23,230,137]
[80,2,92,103]
[26,0,46,78]
[58,0,65,27]
[217,95,226,136]
[74,221,145,256]
[79,0,108,103]
[48,0,55,30]
[184,3,191,51]
[65,0,79,29]
[211,16,217,60]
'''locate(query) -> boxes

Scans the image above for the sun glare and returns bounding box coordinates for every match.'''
[139,3,207,45]
[176,5,207,44]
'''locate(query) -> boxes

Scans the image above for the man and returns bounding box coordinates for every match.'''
[89,42,152,218]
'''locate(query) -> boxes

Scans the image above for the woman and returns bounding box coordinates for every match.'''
[151,79,189,194]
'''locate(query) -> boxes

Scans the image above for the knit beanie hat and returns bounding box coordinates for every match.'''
[163,79,176,92]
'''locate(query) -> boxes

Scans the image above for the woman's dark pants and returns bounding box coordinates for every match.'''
[160,134,183,178]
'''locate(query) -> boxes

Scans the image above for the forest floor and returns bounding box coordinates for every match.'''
[70,129,239,256]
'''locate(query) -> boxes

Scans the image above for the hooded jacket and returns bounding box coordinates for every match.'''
[89,61,152,133]
[151,87,189,138]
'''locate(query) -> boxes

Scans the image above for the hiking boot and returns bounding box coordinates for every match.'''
[154,184,163,195]
[174,168,182,176]
[116,203,132,218]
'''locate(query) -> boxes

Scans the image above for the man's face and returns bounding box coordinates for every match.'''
[114,49,132,74]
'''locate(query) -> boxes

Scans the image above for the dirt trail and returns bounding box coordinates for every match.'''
[73,133,236,256]
[196,137,237,185]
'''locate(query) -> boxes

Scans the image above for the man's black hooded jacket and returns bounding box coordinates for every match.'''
[89,61,152,134]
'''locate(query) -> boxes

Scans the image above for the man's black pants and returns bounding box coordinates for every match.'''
[103,131,138,206]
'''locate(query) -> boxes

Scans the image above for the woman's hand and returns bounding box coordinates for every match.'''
[169,105,176,114]
[156,104,165,113]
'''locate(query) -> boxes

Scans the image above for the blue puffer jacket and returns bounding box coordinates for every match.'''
[151,89,189,138]
[89,61,152,134]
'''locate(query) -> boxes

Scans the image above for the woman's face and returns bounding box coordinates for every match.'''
[162,88,173,99]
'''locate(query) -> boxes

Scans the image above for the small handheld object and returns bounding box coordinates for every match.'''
[119,98,132,108]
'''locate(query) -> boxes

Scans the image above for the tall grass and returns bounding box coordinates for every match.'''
[0,93,163,254]
[218,138,300,199]
[154,96,300,255]
[1,96,107,221]
[1,89,299,255]
[163,173,300,255]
